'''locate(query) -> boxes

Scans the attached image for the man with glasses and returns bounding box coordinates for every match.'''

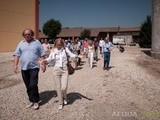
[13,29,46,110]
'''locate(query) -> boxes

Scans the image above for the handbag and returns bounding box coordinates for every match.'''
[65,49,75,75]
[67,61,75,75]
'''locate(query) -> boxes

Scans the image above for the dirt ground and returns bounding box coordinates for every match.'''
[0,46,160,120]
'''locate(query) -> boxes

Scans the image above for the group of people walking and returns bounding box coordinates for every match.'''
[13,28,114,111]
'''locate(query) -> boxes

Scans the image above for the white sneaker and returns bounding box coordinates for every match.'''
[33,103,39,110]
[58,105,63,110]
[25,102,34,108]
[64,100,67,105]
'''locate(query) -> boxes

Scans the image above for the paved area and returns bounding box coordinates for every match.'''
[0,46,160,120]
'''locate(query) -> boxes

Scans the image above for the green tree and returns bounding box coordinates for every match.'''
[42,19,62,39]
[139,15,152,48]
[80,29,91,39]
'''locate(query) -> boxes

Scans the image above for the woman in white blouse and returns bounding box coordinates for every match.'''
[87,40,94,68]
[40,38,81,110]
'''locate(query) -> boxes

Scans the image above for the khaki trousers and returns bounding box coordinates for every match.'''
[53,66,69,105]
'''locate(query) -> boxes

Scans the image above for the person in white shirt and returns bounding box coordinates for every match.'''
[70,38,79,69]
[87,40,94,68]
[39,38,81,110]
[99,38,104,54]
[93,38,99,61]
[42,39,51,58]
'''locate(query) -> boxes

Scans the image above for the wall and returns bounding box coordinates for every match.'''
[0,0,38,52]
[151,0,160,59]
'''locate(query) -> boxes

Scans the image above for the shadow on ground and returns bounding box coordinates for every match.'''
[76,66,83,70]
[39,90,57,106]
[0,78,21,89]
[108,66,115,70]
[141,49,151,57]
[67,92,93,105]
[79,61,86,66]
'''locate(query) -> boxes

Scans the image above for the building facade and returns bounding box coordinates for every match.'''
[0,0,39,52]
[56,27,140,45]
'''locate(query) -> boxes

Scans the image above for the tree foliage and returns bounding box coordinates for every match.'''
[80,29,91,39]
[42,19,62,38]
[139,15,152,48]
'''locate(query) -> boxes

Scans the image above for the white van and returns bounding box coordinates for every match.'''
[113,38,126,45]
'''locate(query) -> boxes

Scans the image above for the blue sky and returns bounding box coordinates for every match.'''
[39,0,151,30]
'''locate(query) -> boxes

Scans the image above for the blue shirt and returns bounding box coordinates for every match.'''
[102,42,113,52]
[14,39,45,70]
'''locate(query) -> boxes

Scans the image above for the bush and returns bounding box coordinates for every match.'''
[139,16,152,48]
[80,29,91,39]
[43,19,62,39]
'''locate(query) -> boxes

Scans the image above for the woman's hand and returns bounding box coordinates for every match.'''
[38,58,43,64]
[101,54,103,58]
[78,55,83,58]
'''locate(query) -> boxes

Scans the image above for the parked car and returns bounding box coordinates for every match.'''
[130,42,136,46]
[113,38,126,45]
[48,39,54,44]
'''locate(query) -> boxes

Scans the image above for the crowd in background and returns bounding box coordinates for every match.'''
[40,38,102,69]
[40,37,114,70]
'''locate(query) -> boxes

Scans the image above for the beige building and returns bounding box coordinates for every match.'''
[0,0,39,52]
[57,27,140,44]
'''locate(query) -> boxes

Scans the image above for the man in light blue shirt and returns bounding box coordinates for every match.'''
[102,37,113,71]
[13,29,46,110]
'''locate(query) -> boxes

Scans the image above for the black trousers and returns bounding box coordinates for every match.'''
[99,47,102,54]
[21,68,40,103]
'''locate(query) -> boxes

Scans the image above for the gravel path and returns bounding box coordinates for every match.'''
[0,46,160,120]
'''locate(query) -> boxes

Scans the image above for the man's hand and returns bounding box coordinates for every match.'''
[13,56,20,73]
[14,65,18,73]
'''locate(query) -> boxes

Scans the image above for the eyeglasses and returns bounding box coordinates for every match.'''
[24,33,31,36]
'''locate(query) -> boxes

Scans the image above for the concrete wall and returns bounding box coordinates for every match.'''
[0,0,38,53]
[151,0,160,59]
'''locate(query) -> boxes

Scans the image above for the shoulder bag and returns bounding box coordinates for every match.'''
[65,49,75,75]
